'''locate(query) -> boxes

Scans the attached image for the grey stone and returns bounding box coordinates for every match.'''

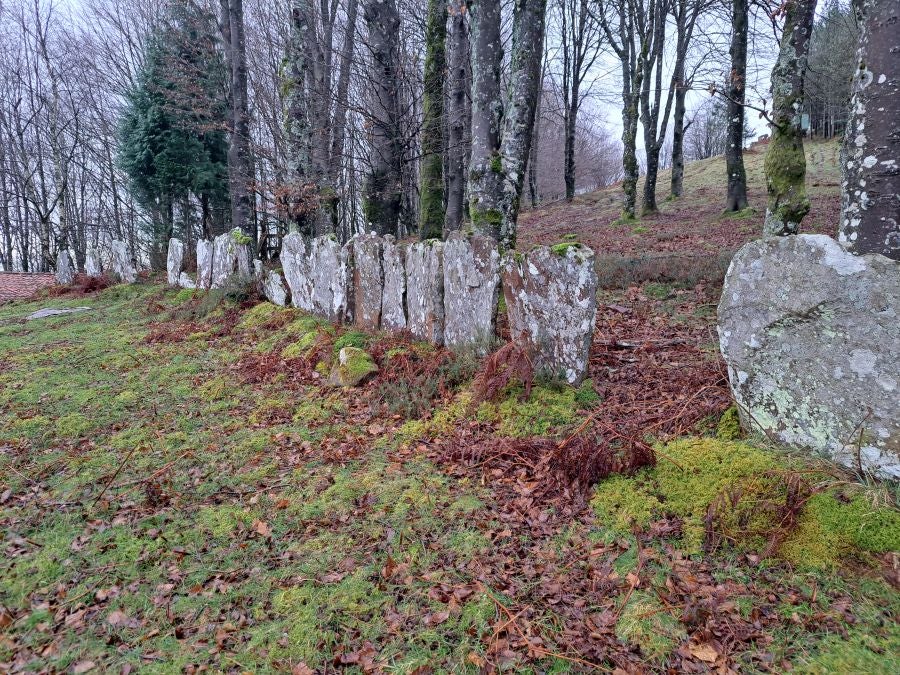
[55,250,75,285]
[109,240,137,283]
[502,243,598,385]
[351,234,383,331]
[381,236,407,331]
[405,240,444,344]
[178,272,196,290]
[718,234,900,478]
[211,229,250,289]
[443,232,500,352]
[167,238,184,286]
[27,306,91,320]
[262,270,289,307]
[196,240,214,290]
[280,232,314,311]
[310,235,352,323]
[327,347,379,387]
[85,248,102,277]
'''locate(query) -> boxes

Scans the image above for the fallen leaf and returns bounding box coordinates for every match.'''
[252,520,271,537]
[73,661,96,674]
[107,610,129,626]
[689,642,719,663]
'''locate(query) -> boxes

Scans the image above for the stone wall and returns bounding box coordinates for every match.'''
[443,232,500,352]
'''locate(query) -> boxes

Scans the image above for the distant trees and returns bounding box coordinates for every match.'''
[723,0,749,213]
[119,0,229,268]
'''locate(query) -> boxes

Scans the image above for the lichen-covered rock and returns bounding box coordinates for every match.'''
[167,238,184,286]
[85,248,102,277]
[196,240,214,290]
[211,228,252,289]
[443,232,500,352]
[178,272,196,290]
[55,249,75,285]
[262,270,289,307]
[381,236,406,331]
[405,240,444,344]
[109,240,137,283]
[327,347,379,387]
[280,232,314,311]
[718,234,900,477]
[310,235,352,323]
[502,243,598,384]
[351,233,383,331]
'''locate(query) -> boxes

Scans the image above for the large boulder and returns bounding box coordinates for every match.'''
[718,234,900,477]
[381,236,407,331]
[405,240,444,344]
[262,270,289,307]
[85,248,102,277]
[502,243,598,385]
[351,233,383,331]
[167,238,184,286]
[443,232,500,352]
[55,250,75,285]
[280,232,314,311]
[109,240,137,283]
[211,228,252,289]
[310,235,352,323]
[196,240,214,290]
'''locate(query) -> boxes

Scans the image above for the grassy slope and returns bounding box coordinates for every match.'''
[1,283,897,672]
[518,139,841,258]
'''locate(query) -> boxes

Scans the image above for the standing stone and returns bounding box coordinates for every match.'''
[178,272,196,290]
[262,270,289,307]
[85,248,102,277]
[502,243,598,385]
[405,240,444,344]
[55,249,75,285]
[109,240,137,283]
[443,232,500,352]
[718,234,900,478]
[310,236,353,323]
[196,240,214,290]
[381,236,407,331]
[167,238,185,286]
[351,234,384,331]
[280,232,314,311]
[209,228,253,289]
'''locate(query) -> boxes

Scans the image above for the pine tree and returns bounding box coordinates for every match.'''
[119,0,229,267]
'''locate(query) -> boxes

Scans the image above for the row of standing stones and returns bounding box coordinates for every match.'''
[55,240,137,286]
[167,229,600,386]
[61,228,897,478]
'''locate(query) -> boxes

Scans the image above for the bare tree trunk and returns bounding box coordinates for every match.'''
[724,0,749,212]
[419,0,448,240]
[669,0,702,200]
[839,0,899,259]
[363,0,403,236]
[330,0,359,202]
[763,0,816,236]
[445,0,471,234]
[225,0,255,244]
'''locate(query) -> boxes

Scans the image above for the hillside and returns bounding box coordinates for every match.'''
[519,139,841,261]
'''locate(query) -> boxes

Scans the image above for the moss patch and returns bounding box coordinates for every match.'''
[478,385,582,438]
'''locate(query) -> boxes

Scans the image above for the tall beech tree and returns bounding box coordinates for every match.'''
[444,0,471,234]
[362,0,403,236]
[763,0,817,236]
[839,0,900,259]
[418,0,448,240]
[723,0,749,212]
[468,0,548,248]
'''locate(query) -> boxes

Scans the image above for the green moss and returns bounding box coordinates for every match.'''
[333,330,370,354]
[482,386,581,438]
[574,379,600,407]
[230,228,252,246]
[644,282,673,300]
[238,302,288,330]
[196,504,254,539]
[796,626,900,674]
[490,153,503,174]
[55,413,93,439]
[631,225,648,235]
[716,406,743,440]
[549,241,583,256]
[470,207,503,230]
[171,287,196,304]
[331,347,378,387]
[281,329,320,359]
[197,377,232,402]
[615,591,686,662]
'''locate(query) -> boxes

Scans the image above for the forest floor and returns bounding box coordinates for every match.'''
[2,140,899,673]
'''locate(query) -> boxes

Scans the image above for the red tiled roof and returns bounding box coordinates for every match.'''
[0,273,57,302]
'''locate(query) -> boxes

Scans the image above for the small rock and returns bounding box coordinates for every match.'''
[327,347,379,387]
[178,272,196,290]
[27,307,92,321]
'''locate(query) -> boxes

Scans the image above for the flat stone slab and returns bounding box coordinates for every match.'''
[718,234,900,477]
[381,237,407,331]
[351,234,384,331]
[27,307,92,320]
[443,232,500,352]
[502,243,598,385]
[405,241,444,344]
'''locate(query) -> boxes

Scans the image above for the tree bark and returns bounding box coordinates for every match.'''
[362,0,403,236]
[669,0,702,200]
[724,0,749,212]
[763,0,816,236]
[445,0,471,234]
[839,0,899,259]
[225,0,254,245]
[419,0,448,240]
